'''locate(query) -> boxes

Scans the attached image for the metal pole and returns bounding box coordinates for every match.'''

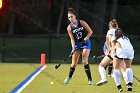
[2,34,5,62]
[48,30,52,63]
[48,0,52,63]
[56,1,65,35]
[8,0,14,35]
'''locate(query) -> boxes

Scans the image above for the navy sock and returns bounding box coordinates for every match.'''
[84,64,92,81]
[108,63,113,75]
[68,67,75,77]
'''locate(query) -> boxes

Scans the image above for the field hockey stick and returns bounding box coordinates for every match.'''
[121,64,140,83]
[133,75,140,83]
[92,55,105,59]
[55,48,81,69]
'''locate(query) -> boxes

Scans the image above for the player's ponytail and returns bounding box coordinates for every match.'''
[68,8,76,15]
[115,28,123,38]
[112,28,123,44]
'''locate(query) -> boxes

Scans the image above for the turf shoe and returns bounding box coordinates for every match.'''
[64,77,72,84]
[127,82,133,91]
[88,80,93,85]
[96,80,108,86]
[117,85,123,92]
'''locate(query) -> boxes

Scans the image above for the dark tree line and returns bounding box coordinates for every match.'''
[0,0,140,35]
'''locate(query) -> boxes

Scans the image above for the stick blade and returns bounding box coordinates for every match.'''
[55,64,61,69]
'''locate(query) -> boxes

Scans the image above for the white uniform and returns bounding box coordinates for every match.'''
[106,28,116,42]
[106,28,116,57]
[116,36,134,59]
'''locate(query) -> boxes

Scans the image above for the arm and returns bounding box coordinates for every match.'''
[106,34,113,51]
[106,36,110,53]
[80,20,93,41]
[106,29,114,49]
[67,25,75,49]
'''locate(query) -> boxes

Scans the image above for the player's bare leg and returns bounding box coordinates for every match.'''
[64,50,80,84]
[113,57,123,92]
[96,56,112,86]
[82,49,93,85]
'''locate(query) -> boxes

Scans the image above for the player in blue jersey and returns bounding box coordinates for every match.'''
[64,8,93,85]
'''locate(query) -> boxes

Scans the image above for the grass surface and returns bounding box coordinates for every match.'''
[0,63,140,93]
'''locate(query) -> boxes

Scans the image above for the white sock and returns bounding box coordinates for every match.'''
[126,68,133,83]
[114,69,121,86]
[98,65,106,81]
[123,71,128,84]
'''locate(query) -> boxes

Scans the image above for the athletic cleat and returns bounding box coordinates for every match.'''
[127,82,133,91]
[117,85,123,92]
[119,88,123,92]
[88,80,93,85]
[96,80,108,86]
[108,74,111,77]
[127,85,132,91]
[64,77,72,84]
[111,73,114,78]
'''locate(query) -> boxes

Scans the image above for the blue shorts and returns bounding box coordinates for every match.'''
[75,39,91,49]
[103,42,107,52]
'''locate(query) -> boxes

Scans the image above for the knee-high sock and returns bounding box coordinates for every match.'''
[126,68,133,83]
[84,64,92,81]
[108,63,113,75]
[114,69,121,86]
[123,71,128,84]
[68,67,75,78]
[98,65,106,81]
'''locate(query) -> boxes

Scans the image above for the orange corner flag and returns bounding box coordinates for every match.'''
[40,53,46,66]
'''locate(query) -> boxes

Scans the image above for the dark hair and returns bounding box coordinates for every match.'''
[113,28,124,43]
[68,8,76,15]
[115,28,123,38]
[109,19,118,28]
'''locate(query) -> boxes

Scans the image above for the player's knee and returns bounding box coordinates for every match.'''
[99,63,106,67]
[82,54,88,59]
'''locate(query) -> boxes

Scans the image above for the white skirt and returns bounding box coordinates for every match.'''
[116,48,134,59]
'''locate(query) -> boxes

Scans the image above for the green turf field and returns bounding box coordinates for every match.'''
[0,63,140,93]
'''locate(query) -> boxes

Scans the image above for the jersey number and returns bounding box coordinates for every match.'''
[76,32,82,40]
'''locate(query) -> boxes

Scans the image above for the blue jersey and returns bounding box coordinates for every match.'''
[69,20,91,49]
[70,20,87,42]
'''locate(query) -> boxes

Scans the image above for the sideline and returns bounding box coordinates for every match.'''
[10,65,46,93]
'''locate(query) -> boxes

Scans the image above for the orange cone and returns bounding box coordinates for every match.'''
[40,53,46,66]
